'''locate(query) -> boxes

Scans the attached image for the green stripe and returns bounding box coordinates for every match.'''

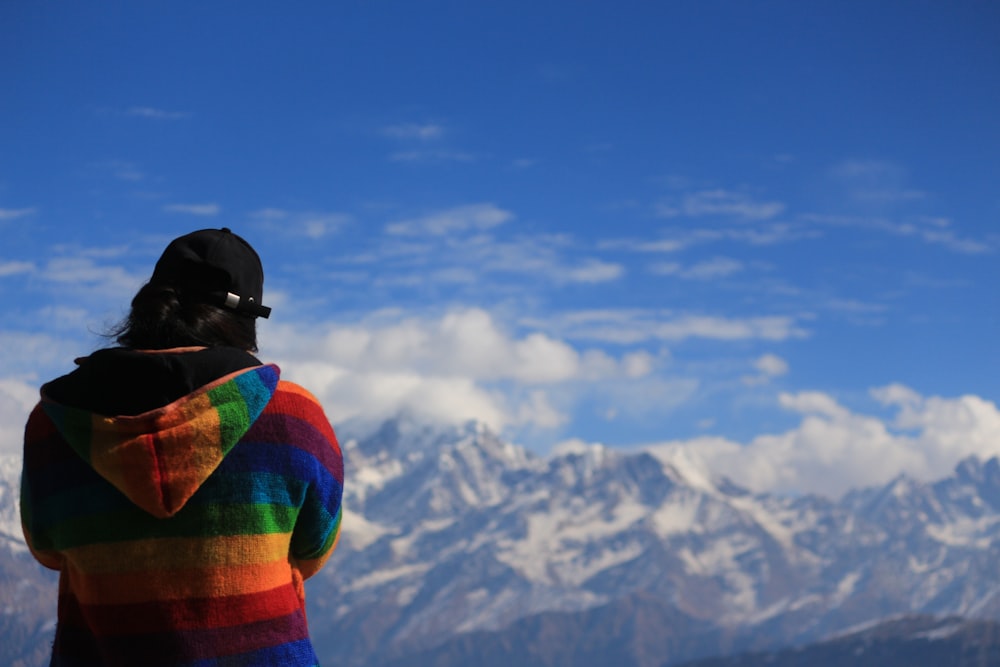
[42,403,94,463]
[235,368,274,422]
[33,503,300,551]
[208,381,252,456]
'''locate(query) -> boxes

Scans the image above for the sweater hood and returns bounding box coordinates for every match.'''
[39,350,280,518]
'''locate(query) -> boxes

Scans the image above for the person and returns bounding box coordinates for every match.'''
[20,228,344,666]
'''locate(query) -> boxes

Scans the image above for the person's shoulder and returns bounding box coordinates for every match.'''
[263,380,338,442]
[267,380,334,424]
[273,379,324,406]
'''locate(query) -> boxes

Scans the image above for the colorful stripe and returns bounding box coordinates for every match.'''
[21,363,342,666]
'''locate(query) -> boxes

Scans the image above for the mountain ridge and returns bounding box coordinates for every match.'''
[4,415,1000,666]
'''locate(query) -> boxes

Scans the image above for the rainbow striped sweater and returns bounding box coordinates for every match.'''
[20,354,343,666]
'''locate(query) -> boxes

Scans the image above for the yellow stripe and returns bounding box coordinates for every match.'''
[63,533,292,574]
[66,559,295,605]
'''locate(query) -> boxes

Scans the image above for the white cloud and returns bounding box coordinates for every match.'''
[42,257,142,300]
[651,257,744,280]
[0,261,34,277]
[600,375,701,422]
[874,384,1000,465]
[0,331,84,384]
[622,351,655,378]
[654,315,806,342]
[559,259,624,284]
[804,213,991,254]
[164,203,220,216]
[629,239,686,253]
[252,209,352,239]
[125,106,192,120]
[606,223,817,256]
[386,204,513,236]
[647,387,1000,499]
[382,123,445,140]
[532,309,808,345]
[389,150,477,163]
[260,308,657,433]
[742,353,789,385]
[515,390,567,429]
[0,207,37,221]
[830,159,925,205]
[0,378,37,456]
[89,159,146,182]
[918,228,992,254]
[658,189,785,221]
[754,353,789,377]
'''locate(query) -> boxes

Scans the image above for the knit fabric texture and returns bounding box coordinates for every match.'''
[20,363,344,666]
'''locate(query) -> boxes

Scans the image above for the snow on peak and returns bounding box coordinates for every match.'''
[644,442,719,494]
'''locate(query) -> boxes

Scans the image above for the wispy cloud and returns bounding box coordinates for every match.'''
[251,208,352,239]
[824,298,889,326]
[804,213,992,254]
[163,203,221,216]
[386,203,513,236]
[647,387,1000,498]
[534,309,809,345]
[651,257,744,280]
[0,261,34,277]
[604,223,816,255]
[741,353,789,386]
[830,159,925,206]
[0,375,44,456]
[0,207,37,221]
[90,159,146,182]
[125,106,192,120]
[382,122,445,140]
[448,234,623,286]
[261,307,656,433]
[658,189,786,221]
[388,149,478,163]
[558,259,624,284]
[42,257,141,296]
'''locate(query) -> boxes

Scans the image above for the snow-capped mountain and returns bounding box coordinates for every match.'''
[0,454,58,667]
[295,417,1000,666]
[677,615,1000,667]
[4,418,1000,666]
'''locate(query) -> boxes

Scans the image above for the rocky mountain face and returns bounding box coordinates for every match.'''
[678,616,1000,667]
[4,417,1000,666]
[0,456,58,667]
[305,418,1000,666]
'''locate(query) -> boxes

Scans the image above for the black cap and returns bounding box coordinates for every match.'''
[149,228,272,318]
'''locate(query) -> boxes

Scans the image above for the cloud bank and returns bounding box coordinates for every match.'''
[647,387,1000,499]
[1,307,997,504]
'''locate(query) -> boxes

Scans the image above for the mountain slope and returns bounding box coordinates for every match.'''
[678,616,1000,667]
[0,455,58,667]
[305,417,1000,666]
[6,418,1000,667]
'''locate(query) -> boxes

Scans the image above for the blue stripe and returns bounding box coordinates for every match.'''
[184,639,319,666]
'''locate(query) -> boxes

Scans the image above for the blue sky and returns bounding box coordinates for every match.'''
[2,1,998,496]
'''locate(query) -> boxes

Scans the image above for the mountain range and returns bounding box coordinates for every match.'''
[4,416,1000,666]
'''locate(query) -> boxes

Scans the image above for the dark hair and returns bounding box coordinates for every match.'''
[109,282,258,352]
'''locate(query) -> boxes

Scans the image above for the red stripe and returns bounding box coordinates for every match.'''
[101,609,309,663]
[268,384,344,483]
[65,585,304,636]
[23,405,75,470]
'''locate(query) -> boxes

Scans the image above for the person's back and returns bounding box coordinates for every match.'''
[20,228,344,666]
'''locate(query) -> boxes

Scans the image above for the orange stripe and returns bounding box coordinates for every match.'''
[67,559,294,605]
[277,381,320,403]
[88,395,225,517]
[63,533,292,574]
[74,586,305,635]
[89,415,162,516]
